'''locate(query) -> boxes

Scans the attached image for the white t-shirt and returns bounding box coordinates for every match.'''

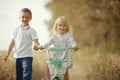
[13,26,38,58]
[42,32,77,74]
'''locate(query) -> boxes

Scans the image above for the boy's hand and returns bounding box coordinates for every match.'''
[33,45,43,50]
[3,55,8,61]
[33,45,38,51]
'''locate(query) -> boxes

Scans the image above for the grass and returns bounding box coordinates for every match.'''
[0,51,14,80]
[1,49,120,80]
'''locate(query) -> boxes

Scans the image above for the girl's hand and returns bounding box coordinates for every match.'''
[39,46,44,50]
[73,46,79,51]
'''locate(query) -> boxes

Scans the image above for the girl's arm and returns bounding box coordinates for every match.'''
[41,35,54,48]
[4,39,14,60]
[68,33,78,51]
[71,40,78,51]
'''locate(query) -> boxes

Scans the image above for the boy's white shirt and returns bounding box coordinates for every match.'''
[13,25,38,58]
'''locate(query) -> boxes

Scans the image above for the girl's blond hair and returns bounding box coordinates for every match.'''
[52,16,72,34]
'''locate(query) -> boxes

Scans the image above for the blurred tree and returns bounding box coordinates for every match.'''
[45,0,120,52]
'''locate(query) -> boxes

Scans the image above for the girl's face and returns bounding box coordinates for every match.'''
[57,20,68,34]
[19,12,32,27]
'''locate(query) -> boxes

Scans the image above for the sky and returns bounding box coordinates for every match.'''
[0,0,52,50]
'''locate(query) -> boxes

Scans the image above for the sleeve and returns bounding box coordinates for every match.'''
[30,28,38,40]
[68,33,77,48]
[42,35,55,48]
[13,27,18,39]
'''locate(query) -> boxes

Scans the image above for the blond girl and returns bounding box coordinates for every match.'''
[39,16,78,80]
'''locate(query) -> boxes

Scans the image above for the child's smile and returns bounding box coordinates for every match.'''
[57,21,67,34]
[19,12,32,27]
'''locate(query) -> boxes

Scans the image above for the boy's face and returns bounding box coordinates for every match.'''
[57,20,68,34]
[19,12,32,27]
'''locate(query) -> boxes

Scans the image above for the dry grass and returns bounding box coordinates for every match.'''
[86,53,120,80]
[1,49,120,80]
[0,51,15,80]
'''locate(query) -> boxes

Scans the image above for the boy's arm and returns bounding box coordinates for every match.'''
[33,39,41,50]
[4,39,14,60]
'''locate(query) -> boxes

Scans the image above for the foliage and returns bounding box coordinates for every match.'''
[45,0,120,53]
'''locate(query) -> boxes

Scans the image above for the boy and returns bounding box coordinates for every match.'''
[4,8,40,80]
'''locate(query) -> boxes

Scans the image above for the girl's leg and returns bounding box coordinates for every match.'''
[64,68,69,80]
[45,64,50,79]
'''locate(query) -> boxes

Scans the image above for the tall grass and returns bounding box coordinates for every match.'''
[1,50,120,80]
[0,51,14,80]
[86,54,120,80]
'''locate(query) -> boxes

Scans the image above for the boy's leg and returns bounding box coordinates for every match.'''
[15,58,23,80]
[22,57,33,80]
[64,68,69,80]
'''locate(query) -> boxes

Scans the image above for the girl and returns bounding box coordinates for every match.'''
[39,16,78,80]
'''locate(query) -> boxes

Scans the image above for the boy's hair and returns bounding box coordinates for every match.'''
[20,8,32,17]
[53,16,70,33]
